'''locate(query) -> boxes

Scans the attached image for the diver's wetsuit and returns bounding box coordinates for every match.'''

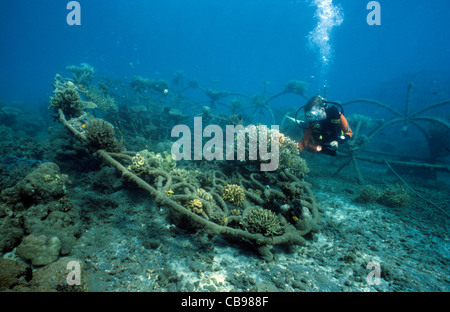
[298,105,353,156]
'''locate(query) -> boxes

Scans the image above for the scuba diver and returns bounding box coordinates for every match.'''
[297,95,353,156]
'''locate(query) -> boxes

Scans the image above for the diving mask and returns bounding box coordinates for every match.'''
[305,109,324,122]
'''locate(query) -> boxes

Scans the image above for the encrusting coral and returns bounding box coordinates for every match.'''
[53,75,321,260]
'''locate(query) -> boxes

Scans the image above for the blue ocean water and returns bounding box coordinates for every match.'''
[0,0,449,294]
[1,1,449,103]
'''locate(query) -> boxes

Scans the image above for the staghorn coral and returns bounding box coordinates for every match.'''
[231,124,308,175]
[276,130,310,178]
[83,118,124,153]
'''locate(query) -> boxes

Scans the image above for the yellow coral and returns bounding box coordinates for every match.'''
[132,153,146,167]
[127,153,150,176]
[164,189,174,196]
[230,209,242,216]
[222,184,245,206]
[43,174,61,185]
[187,199,203,214]
[278,132,286,145]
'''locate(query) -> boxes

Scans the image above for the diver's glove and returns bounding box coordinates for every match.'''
[329,141,339,150]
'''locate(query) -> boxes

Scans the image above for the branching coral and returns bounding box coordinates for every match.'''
[66,63,95,85]
[84,85,118,113]
[356,185,382,203]
[241,207,284,237]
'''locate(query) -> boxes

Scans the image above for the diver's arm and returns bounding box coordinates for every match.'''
[338,114,353,143]
[341,114,352,137]
[298,128,321,153]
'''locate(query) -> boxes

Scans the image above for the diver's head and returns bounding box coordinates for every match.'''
[304,95,327,122]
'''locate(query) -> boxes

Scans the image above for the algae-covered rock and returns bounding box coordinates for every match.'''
[1,162,67,209]
[14,257,88,292]
[356,184,411,208]
[0,214,24,255]
[378,184,411,208]
[0,259,29,290]
[16,234,61,266]
[356,185,382,203]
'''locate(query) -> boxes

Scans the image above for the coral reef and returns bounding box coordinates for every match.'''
[49,81,84,118]
[66,63,95,85]
[84,85,118,113]
[0,162,81,261]
[0,259,29,291]
[221,184,245,207]
[54,74,321,260]
[127,150,176,178]
[242,207,284,237]
[83,118,124,152]
[356,184,411,208]
[9,257,88,291]
[0,162,67,208]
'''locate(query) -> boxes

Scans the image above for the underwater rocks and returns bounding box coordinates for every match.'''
[0,162,81,264]
[0,257,88,291]
[16,235,61,266]
[1,162,67,209]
